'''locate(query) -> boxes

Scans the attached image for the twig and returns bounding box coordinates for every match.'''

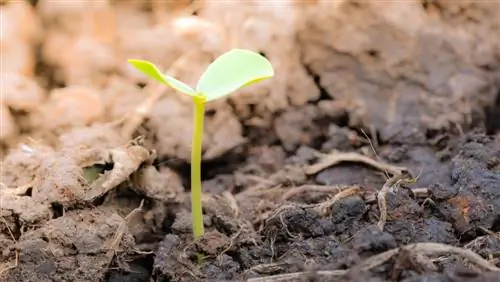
[356,242,500,272]
[247,269,346,282]
[260,186,362,232]
[216,228,242,262]
[304,151,408,176]
[377,173,413,231]
[238,175,281,197]
[304,150,415,231]
[106,200,145,262]
[369,126,379,150]
[222,191,240,217]
[361,127,383,164]
[410,187,430,198]
[315,186,361,216]
[280,184,346,201]
[240,184,283,198]
[0,217,16,242]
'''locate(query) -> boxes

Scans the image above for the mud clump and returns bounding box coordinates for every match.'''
[4,208,135,282]
[153,234,184,281]
[434,134,500,238]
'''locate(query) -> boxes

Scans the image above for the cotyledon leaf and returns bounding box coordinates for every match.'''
[128,59,196,96]
[196,49,274,102]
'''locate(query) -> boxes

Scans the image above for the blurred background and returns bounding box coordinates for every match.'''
[1,0,499,160]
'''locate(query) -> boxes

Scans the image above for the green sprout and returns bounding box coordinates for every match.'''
[128,49,274,239]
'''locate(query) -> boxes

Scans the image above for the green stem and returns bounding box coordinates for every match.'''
[191,95,206,239]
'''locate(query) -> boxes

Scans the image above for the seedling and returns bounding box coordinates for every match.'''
[128,49,274,239]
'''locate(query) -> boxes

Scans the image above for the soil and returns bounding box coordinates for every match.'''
[2,1,500,282]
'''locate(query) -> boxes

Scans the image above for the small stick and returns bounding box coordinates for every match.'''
[315,186,361,216]
[216,227,242,262]
[369,126,379,150]
[106,200,145,262]
[361,128,387,179]
[410,187,430,198]
[246,270,346,282]
[304,151,408,176]
[0,217,16,242]
[281,184,346,201]
[222,191,240,217]
[259,186,361,229]
[355,242,500,272]
[377,173,412,231]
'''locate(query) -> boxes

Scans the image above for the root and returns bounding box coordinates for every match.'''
[247,269,346,282]
[377,173,414,231]
[261,186,361,230]
[241,184,283,199]
[0,217,16,242]
[246,242,500,282]
[222,191,240,217]
[105,200,145,262]
[315,186,361,216]
[239,166,307,198]
[356,242,500,272]
[280,184,348,201]
[216,227,242,262]
[304,150,409,176]
[410,187,430,198]
[302,144,422,231]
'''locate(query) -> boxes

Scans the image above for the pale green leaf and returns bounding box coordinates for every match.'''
[196,49,274,102]
[128,59,195,96]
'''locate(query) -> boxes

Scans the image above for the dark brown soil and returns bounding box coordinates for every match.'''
[5,105,500,282]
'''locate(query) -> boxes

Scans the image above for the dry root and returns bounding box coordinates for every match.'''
[315,186,361,216]
[280,184,350,201]
[260,185,362,230]
[304,150,408,176]
[105,199,145,263]
[304,149,416,231]
[377,172,415,231]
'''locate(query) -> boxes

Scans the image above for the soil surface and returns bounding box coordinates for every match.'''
[2,1,500,282]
